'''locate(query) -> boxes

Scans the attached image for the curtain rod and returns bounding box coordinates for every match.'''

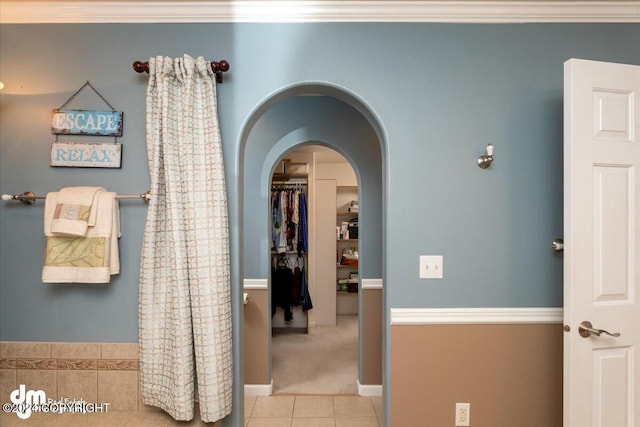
[132,60,230,83]
[1,191,151,205]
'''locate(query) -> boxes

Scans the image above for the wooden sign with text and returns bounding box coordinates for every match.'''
[50,142,122,168]
[51,110,123,137]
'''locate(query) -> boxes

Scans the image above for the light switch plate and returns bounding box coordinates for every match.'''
[419,255,443,279]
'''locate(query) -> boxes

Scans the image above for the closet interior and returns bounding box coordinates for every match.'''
[271,173,311,331]
[270,145,360,394]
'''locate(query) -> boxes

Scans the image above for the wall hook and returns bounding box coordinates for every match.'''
[477,144,494,169]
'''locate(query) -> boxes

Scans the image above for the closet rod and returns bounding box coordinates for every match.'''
[1,191,151,205]
[271,181,308,185]
[133,60,230,83]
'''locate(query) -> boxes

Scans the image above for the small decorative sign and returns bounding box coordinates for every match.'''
[51,109,123,137]
[50,82,124,168]
[50,142,122,168]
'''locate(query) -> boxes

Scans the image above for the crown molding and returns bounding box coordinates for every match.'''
[1,1,638,24]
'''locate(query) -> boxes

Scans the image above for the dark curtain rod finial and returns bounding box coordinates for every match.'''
[211,60,230,73]
[132,60,230,83]
[132,61,149,73]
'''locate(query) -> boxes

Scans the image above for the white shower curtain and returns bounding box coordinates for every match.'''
[139,55,232,422]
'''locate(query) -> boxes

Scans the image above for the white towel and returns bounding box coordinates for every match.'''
[50,186,104,236]
[43,189,120,283]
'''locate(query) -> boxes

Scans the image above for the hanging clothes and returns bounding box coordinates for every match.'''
[297,192,308,255]
[299,265,313,311]
[291,263,301,306]
[271,191,284,252]
[291,190,300,247]
[286,190,298,250]
[270,184,311,319]
[272,258,294,321]
[281,191,289,247]
[277,191,289,253]
[271,188,308,255]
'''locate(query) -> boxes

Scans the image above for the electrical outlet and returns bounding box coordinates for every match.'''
[455,403,470,426]
[419,255,443,279]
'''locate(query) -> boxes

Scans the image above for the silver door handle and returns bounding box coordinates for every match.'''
[552,238,564,252]
[578,321,621,338]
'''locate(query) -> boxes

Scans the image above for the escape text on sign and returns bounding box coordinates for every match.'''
[51,110,123,137]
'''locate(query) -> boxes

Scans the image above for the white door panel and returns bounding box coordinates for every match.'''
[592,165,633,303]
[592,346,634,427]
[592,88,634,141]
[564,58,640,427]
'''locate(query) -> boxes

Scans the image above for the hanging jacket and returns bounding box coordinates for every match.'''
[291,265,301,306]
[272,265,294,321]
[299,266,313,311]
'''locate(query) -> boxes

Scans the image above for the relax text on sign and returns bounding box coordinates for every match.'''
[50,142,122,168]
[51,110,123,137]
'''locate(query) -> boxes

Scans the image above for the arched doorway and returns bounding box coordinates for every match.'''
[238,83,387,421]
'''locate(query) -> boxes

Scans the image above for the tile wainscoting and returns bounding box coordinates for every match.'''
[0,342,141,412]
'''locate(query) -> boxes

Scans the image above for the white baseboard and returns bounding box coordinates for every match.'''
[361,278,383,290]
[358,380,382,396]
[244,381,273,396]
[244,380,380,396]
[244,278,268,290]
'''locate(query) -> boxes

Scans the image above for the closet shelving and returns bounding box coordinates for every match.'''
[336,185,358,311]
[272,173,307,182]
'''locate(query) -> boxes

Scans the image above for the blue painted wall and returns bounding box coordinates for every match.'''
[1,23,638,337]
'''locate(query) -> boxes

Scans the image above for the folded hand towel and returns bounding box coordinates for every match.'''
[43,190,120,283]
[50,186,104,236]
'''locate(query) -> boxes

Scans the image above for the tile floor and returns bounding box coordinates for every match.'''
[245,395,383,427]
[0,395,383,426]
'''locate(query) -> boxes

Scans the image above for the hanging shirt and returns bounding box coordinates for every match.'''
[291,190,300,246]
[272,191,283,252]
[297,192,308,255]
[276,190,288,253]
[292,190,300,224]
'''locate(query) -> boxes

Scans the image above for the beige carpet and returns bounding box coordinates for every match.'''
[272,314,358,395]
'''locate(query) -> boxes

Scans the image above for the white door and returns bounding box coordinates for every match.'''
[564,58,640,427]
